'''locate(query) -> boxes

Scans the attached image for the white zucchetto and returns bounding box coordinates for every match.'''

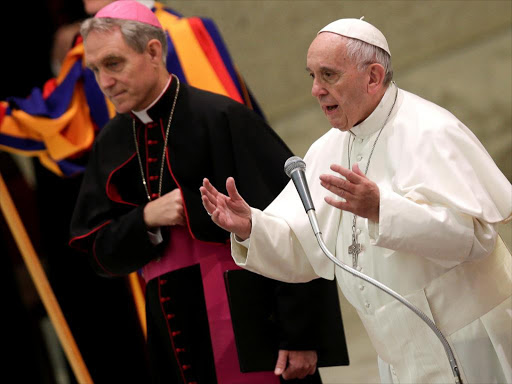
[318,17,391,56]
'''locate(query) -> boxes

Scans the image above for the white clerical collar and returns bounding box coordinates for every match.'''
[350,82,398,137]
[132,75,172,124]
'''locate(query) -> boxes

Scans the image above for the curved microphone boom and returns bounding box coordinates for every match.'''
[284,156,463,384]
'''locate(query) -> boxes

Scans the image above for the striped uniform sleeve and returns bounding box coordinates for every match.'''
[155,3,266,119]
[0,39,116,176]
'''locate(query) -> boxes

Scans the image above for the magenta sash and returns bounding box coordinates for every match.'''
[142,226,279,384]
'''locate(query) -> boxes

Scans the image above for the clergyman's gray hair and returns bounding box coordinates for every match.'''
[80,17,168,66]
[342,36,393,86]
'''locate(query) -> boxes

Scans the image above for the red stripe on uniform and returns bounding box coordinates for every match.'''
[187,18,243,104]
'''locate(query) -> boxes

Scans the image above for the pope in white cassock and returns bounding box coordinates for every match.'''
[200,18,512,384]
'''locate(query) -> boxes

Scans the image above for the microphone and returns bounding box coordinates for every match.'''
[284,156,315,212]
[284,156,463,384]
[284,156,321,235]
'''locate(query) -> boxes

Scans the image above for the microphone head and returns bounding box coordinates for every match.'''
[284,156,306,178]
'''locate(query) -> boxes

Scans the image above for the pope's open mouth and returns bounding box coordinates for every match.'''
[324,105,339,113]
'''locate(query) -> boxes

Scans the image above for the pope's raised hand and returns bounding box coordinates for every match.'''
[319,163,380,222]
[200,177,252,240]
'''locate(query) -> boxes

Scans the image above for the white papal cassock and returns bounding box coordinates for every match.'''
[232,83,512,384]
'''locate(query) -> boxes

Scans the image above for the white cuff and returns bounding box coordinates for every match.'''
[147,227,163,245]
[234,234,250,249]
[368,219,380,243]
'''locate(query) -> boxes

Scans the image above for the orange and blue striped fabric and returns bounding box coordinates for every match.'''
[0,3,263,177]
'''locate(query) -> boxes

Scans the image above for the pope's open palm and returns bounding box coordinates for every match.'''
[200,177,252,240]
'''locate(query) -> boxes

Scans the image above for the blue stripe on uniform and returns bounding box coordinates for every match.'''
[83,67,110,129]
[57,159,86,177]
[7,61,83,118]
[0,133,45,151]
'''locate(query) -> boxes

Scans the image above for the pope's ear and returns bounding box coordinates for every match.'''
[367,63,385,94]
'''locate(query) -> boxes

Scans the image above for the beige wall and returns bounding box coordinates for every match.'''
[165,1,511,177]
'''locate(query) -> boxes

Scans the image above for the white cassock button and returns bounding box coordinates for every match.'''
[365,302,371,308]
[358,138,364,143]
[359,285,365,291]
[356,228,362,235]
[357,155,363,161]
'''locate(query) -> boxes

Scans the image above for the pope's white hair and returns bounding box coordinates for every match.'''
[342,36,393,85]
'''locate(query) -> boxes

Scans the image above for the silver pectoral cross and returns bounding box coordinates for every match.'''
[349,215,363,268]
[348,237,362,268]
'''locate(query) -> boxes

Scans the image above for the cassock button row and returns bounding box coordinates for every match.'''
[171,330,182,337]
[151,193,159,199]
[357,155,363,161]
[182,364,192,370]
[148,139,158,145]
[167,314,176,320]
[148,157,158,163]
[149,175,159,181]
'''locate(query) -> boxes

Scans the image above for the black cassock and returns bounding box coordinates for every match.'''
[70,79,342,383]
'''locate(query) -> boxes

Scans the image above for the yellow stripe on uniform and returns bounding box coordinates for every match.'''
[163,17,229,97]
[6,84,95,161]
[105,97,117,119]
[57,44,85,85]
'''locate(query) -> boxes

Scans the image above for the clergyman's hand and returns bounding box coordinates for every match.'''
[319,163,380,222]
[143,188,185,228]
[274,350,318,380]
[200,177,252,240]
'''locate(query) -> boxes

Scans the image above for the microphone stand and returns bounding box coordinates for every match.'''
[306,209,463,384]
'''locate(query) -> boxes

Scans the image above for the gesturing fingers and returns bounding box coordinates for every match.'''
[330,163,365,184]
[225,177,243,201]
[201,178,222,215]
[202,178,220,197]
[200,192,216,215]
[324,195,350,211]
[321,163,380,221]
[319,174,356,197]
[200,185,216,205]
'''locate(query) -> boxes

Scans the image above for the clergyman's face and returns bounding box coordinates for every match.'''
[306,33,370,131]
[84,28,161,113]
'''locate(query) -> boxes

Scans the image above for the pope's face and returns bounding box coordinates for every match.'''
[306,33,371,131]
[84,28,161,114]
